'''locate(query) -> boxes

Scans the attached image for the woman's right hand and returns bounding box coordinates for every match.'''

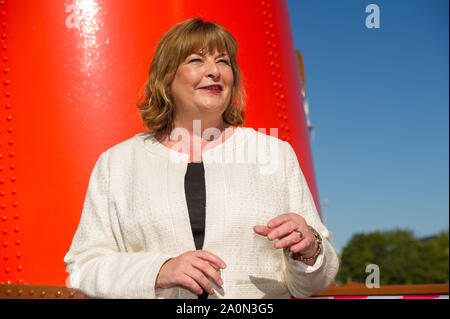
[154,250,227,295]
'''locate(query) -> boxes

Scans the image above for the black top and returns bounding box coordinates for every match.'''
[184,161,208,299]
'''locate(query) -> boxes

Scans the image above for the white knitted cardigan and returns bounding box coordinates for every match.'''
[64,126,339,299]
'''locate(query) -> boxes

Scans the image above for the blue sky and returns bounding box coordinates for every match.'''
[286,0,449,254]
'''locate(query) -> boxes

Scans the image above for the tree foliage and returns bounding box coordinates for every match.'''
[336,229,449,285]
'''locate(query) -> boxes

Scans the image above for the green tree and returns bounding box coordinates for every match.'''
[336,229,449,285]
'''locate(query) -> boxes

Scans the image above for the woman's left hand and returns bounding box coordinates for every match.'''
[253,213,317,258]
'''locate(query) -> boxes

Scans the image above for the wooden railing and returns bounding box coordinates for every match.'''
[311,282,448,297]
[0,283,448,299]
[0,284,87,299]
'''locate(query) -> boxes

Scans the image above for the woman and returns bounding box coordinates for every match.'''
[64,18,339,299]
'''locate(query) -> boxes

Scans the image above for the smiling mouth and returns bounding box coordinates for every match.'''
[199,85,223,93]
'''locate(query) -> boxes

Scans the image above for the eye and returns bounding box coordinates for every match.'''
[218,59,230,65]
[189,58,202,63]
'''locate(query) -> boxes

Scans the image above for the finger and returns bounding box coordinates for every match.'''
[206,261,221,271]
[267,220,296,240]
[253,225,271,236]
[195,250,227,269]
[267,213,293,228]
[179,274,204,296]
[274,231,302,249]
[192,259,223,287]
[185,267,214,295]
[290,237,315,254]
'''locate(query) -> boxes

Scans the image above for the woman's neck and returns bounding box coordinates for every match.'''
[155,120,234,163]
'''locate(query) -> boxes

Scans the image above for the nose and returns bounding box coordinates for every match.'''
[205,60,220,80]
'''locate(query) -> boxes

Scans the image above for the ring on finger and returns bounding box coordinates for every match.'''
[294,230,303,239]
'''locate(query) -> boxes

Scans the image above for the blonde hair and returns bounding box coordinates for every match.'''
[136,18,246,137]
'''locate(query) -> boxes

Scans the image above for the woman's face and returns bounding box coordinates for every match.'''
[170,49,234,120]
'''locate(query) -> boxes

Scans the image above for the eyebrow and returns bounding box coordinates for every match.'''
[191,52,229,58]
